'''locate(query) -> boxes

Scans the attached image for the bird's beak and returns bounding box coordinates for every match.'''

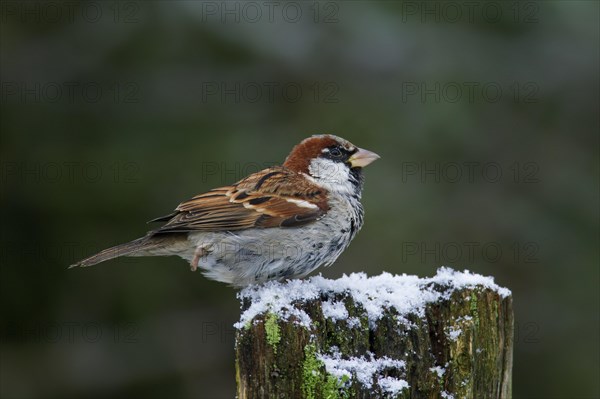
[349,148,380,168]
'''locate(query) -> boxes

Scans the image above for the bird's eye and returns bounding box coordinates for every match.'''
[329,147,342,158]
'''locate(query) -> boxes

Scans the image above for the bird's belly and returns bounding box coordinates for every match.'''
[186,205,360,287]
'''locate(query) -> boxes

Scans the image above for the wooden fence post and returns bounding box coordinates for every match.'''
[235,268,513,399]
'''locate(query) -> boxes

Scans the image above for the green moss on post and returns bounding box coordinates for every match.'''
[265,312,281,352]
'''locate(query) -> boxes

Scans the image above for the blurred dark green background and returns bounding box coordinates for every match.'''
[1,1,598,398]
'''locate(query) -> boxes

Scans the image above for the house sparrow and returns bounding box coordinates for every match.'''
[71,134,379,287]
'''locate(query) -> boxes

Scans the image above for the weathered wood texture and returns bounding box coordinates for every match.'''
[235,276,513,399]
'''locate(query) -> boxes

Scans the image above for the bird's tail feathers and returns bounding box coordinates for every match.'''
[69,235,164,268]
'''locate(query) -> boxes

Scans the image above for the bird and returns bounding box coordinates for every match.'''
[70,134,379,287]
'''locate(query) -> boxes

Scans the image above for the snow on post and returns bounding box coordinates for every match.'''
[235,267,513,399]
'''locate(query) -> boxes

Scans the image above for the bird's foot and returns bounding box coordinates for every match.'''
[190,246,206,272]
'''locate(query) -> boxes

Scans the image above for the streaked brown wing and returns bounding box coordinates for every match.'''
[152,167,328,234]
